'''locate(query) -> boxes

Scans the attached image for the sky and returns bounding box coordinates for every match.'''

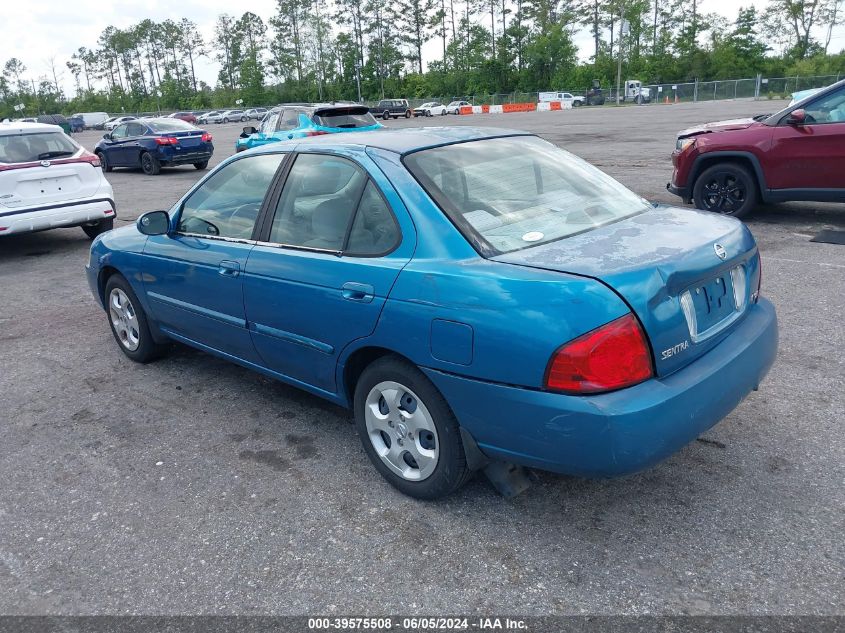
[2,0,844,95]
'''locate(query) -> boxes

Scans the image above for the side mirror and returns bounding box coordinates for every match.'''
[137,210,170,236]
[242,126,257,136]
[787,109,806,125]
[102,132,112,140]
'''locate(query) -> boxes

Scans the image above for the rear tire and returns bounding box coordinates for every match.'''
[82,217,113,239]
[692,163,758,219]
[104,274,167,363]
[140,152,161,176]
[193,161,209,170]
[354,356,471,500]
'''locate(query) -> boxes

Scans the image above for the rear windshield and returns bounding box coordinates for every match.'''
[0,131,79,164]
[146,119,197,132]
[403,135,650,255]
[312,109,377,129]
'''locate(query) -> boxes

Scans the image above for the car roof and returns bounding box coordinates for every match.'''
[0,121,63,135]
[250,126,530,155]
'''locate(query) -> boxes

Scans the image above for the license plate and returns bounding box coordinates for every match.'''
[688,276,734,334]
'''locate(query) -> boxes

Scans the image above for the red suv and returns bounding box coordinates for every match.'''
[668,79,845,217]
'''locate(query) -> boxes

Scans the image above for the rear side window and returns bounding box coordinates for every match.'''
[268,154,400,255]
[0,132,78,164]
[312,109,377,129]
[178,153,286,239]
[278,109,304,131]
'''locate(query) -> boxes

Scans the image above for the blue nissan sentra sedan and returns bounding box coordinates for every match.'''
[86,128,778,499]
[94,117,214,175]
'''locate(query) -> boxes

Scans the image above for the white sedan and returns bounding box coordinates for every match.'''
[103,116,136,131]
[0,122,115,238]
[446,100,471,114]
[413,102,448,117]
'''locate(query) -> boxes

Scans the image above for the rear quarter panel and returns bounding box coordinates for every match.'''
[343,148,632,389]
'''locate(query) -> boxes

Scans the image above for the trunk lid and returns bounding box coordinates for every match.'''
[492,205,761,377]
[169,131,204,148]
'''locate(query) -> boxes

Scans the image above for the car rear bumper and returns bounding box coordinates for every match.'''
[159,149,213,166]
[0,198,116,236]
[423,298,778,477]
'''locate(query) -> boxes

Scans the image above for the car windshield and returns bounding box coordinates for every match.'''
[146,119,197,132]
[0,131,79,164]
[404,135,651,255]
[312,108,377,129]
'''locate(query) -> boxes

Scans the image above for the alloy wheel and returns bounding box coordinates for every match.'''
[701,171,746,214]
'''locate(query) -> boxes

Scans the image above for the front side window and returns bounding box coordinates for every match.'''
[801,85,845,124]
[0,132,78,164]
[267,154,400,255]
[178,153,286,240]
[260,110,281,135]
[404,135,650,255]
[111,124,129,139]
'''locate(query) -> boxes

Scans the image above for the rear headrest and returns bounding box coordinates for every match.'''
[298,165,344,196]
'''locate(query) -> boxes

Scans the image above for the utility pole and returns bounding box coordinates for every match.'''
[616,18,627,105]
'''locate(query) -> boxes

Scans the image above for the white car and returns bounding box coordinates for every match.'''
[104,116,136,131]
[446,100,471,114]
[0,122,115,238]
[413,102,448,117]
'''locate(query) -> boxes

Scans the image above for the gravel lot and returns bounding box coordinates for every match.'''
[1,101,843,616]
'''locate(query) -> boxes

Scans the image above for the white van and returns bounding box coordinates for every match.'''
[74,112,110,129]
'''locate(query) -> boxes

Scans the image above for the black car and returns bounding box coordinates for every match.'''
[375,99,411,120]
[94,118,214,176]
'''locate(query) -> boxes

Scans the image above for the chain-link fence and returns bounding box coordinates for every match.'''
[370,73,842,109]
[110,73,843,117]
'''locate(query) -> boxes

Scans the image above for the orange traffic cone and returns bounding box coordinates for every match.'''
[665,95,670,104]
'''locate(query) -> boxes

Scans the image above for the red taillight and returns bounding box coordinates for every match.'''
[155,136,179,145]
[305,130,329,137]
[201,132,212,142]
[79,151,100,167]
[545,313,653,394]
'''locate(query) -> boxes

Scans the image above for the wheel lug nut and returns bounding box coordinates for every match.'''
[397,439,403,446]
[388,421,394,428]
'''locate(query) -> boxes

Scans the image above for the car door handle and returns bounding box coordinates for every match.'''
[218,260,240,277]
[341,282,374,303]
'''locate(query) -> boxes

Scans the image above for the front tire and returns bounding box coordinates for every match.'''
[96,151,112,173]
[404,110,411,118]
[223,117,230,123]
[693,163,758,218]
[140,152,161,176]
[382,110,391,120]
[104,274,167,363]
[82,217,113,239]
[354,356,471,500]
